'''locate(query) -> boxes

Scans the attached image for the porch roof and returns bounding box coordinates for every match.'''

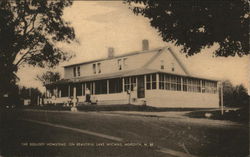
[46,68,219,86]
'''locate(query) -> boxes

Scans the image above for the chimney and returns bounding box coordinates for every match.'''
[142,39,149,51]
[108,47,115,58]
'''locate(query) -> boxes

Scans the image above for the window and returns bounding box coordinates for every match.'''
[73,67,76,77]
[97,63,101,73]
[159,73,164,89]
[59,85,68,97]
[109,78,122,93]
[131,77,136,90]
[123,58,127,68]
[146,74,151,90]
[177,77,182,91]
[93,64,96,74]
[171,63,175,72]
[124,76,136,91]
[124,77,130,91]
[160,60,164,69]
[165,74,171,90]
[202,80,217,93]
[76,83,82,96]
[159,73,181,91]
[77,66,80,76]
[146,74,156,90]
[95,80,107,94]
[118,59,122,70]
[152,74,156,89]
[183,78,201,93]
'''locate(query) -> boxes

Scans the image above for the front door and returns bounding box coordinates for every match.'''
[137,75,145,98]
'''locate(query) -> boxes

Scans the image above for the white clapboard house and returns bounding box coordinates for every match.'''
[45,40,220,108]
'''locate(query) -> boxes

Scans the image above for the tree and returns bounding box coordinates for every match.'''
[0,0,75,99]
[19,86,42,105]
[222,80,249,107]
[36,71,61,86]
[124,0,249,57]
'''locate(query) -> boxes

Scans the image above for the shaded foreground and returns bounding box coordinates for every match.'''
[0,108,249,157]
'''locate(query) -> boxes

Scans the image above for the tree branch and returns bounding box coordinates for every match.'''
[15,40,41,67]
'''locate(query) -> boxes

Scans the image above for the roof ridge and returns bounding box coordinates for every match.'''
[63,46,168,68]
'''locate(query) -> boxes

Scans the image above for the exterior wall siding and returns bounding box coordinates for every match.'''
[64,52,155,79]
[145,90,219,108]
[147,50,187,75]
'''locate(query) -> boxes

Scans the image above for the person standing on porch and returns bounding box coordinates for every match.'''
[85,88,91,103]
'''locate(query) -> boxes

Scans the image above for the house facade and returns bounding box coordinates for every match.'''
[45,40,220,108]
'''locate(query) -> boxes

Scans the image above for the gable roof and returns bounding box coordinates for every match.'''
[63,47,166,68]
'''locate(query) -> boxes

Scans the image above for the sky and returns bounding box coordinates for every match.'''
[17,1,250,93]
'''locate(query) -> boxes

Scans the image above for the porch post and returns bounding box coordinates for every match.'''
[68,85,70,97]
[220,82,224,115]
[73,86,76,107]
[200,80,202,93]
[156,73,159,89]
[181,77,183,91]
[107,80,109,94]
[122,78,125,92]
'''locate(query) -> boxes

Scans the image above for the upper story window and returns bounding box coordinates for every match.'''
[77,66,80,76]
[93,63,101,74]
[73,67,76,77]
[118,58,127,70]
[97,63,101,73]
[118,59,122,70]
[93,64,96,74]
[123,58,127,68]
[73,66,80,77]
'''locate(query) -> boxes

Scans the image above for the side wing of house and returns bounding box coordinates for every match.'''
[146,47,189,76]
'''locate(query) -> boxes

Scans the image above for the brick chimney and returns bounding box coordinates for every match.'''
[142,39,149,51]
[108,47,115,58]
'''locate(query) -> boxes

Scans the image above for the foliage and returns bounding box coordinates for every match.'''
[222,80,249,107]
[36,71,61,85]
[125,0,249,57]
[19,86,42,105]
[0,0,75,98]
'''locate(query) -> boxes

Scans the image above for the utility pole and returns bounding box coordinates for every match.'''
[220,82,224,115]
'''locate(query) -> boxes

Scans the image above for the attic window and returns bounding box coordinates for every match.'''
[160,60,164,69]
[171,63,175,72]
